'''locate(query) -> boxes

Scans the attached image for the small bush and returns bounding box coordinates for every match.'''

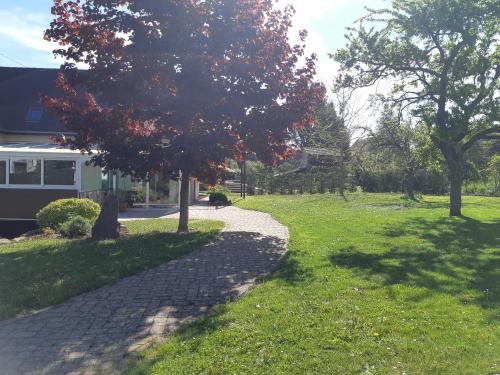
[59,216,92,238]
[209,192,230,205]
[208,184,230,194]
[37,198,100,230]
[42,227,58,238]
[120,189,145,206]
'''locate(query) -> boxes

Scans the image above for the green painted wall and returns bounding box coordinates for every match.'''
[81,163,102,192]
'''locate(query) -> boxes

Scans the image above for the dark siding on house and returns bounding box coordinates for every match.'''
[0,189,78,220]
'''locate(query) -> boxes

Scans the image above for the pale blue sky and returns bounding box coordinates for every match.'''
[0,0,388,80]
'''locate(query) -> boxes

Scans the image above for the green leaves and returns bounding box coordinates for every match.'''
[334,0,499,145]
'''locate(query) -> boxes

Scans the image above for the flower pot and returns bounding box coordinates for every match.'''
[119,202,128,212]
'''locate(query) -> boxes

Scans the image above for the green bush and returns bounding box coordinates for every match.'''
[209,192,230,205]
[208,184,230,194]
[120,190,145,206]
[36,198,100,230]
[59,216,92,238]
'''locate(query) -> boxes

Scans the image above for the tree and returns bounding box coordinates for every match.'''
[369,105,441,198]
[43,0,324,231]
[488,155,500,193]
[334,0,499,216]
[299,101,347,194]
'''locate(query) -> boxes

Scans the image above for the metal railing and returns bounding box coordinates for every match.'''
[78,189,112,204]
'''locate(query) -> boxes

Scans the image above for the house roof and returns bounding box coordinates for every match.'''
[0,67,73,135]
[0,142,93,158]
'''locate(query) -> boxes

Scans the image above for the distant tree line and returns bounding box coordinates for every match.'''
[239,100,499,197]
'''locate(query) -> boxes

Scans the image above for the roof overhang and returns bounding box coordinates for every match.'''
[0,129,78,136]
[0,142,94,160]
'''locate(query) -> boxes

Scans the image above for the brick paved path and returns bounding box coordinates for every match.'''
[0,203,288,375]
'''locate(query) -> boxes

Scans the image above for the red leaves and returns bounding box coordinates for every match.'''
[43,0,324,181]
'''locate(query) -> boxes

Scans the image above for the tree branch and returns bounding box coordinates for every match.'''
[462,125,500,151]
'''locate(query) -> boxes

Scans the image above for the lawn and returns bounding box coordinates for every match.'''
[0,219,223,320]
[127,193,500,375]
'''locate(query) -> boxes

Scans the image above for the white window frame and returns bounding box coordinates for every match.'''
[43,158,81,189]
[8,158,43,187]
[0,158,7,185]
[0,156,82,190]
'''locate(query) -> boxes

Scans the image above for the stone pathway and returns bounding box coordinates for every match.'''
[0,202,288,375]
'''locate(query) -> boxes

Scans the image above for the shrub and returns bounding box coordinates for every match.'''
[209,192,230,205]
[41,227,58,238]
[120,190,145,206]
[59,216,92,238]
[208,184,230,194]
[37,198,100,230]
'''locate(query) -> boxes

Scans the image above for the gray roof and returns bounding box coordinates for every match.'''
[0,67,73,135]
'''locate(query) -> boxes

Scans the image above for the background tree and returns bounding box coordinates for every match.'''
[299,101,349,194]
[328,86,363,196]
[487,154,500,193]
[334,0,499,216]
[43,0,323,231]
[368,104,441,198]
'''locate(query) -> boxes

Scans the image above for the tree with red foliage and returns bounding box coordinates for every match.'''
[43,0,324,232]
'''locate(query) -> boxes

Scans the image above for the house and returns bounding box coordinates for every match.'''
[0,67,198,221]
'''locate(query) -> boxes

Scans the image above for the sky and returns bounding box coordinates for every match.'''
[0,0,388,75]
[0,0,389,126]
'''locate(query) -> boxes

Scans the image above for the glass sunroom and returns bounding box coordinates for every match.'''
[0,142,102,220]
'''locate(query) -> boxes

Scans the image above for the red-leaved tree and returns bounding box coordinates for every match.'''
[43,0,324,231]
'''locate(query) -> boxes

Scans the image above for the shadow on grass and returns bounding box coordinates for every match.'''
[330,216,500,309]
[356,200,450,210]
[0,230,217,320]
[270,251,314,285]
[0,230,287,374]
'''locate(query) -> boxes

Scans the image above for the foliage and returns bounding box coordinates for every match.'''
[488,155,500,193]
[36,198,100,230]
[43,0,324,185]
[120,190,145,207]
[207,184,230,194]
[58,216,92,238]
[298,99,352,194]
[208,192,230,206]
[127,193,500,374]
[334,0,500,215]
[0,219,223,320]
[359,105,443,197]
[41,227,57,238]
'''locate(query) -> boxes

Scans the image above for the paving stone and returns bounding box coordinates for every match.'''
[0,202,288,374]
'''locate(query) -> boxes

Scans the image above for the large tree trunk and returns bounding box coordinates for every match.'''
[177,170,190,233]
[449,161,463,217]
[438,142,465,217]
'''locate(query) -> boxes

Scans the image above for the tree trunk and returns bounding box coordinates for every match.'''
[404,168,415,200]
[338,166,345,196]
[438,142,465,217]
[177,170,190,233]
[449,161,463,217]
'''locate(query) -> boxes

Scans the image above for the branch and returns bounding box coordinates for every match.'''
[462,126,500,151]
[430,31,445,62]
[463,65,500,117]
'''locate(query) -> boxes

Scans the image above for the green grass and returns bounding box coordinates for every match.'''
[127,193,500,375]
[0,219,223,320]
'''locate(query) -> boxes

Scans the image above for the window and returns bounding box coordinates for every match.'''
[25,107,43,123]
[9,159,41,184]
[44,160,76,185]
[0,161,5,184]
